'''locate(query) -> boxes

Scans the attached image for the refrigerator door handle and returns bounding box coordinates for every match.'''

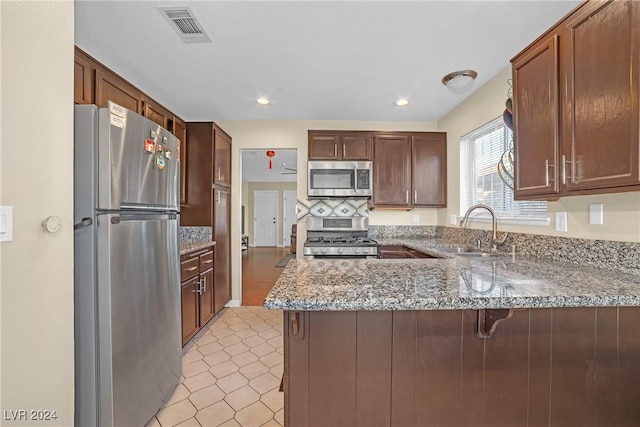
[74,217,93,230]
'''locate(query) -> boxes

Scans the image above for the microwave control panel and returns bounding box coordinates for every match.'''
[356,169,370,189]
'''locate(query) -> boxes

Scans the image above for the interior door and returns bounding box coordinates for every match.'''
[254,190,278,246]
[283,191,297,247]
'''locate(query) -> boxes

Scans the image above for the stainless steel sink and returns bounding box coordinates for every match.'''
[438,247,492,257]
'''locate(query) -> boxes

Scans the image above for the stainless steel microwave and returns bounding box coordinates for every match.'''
[307,161,373,197]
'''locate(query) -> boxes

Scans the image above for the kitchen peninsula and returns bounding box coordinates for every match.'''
[264,240,640,426]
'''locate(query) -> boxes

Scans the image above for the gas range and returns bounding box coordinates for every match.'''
[303,216,378,258]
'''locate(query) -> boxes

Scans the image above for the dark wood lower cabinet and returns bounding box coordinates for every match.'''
[283,308,640,426]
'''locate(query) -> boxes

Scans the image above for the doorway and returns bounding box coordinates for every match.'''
[253,190,278,246]
[283,190,296,247]
[241,149,297,305]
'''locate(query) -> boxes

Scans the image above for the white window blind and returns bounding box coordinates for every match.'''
[460,117,547,218]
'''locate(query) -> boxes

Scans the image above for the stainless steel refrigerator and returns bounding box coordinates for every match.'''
[74,102,181,427]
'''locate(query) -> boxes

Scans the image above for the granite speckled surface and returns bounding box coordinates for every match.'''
[179,226,212,242]
[180,241,215,255]
[264,238,640,311]
[437,226,640,276]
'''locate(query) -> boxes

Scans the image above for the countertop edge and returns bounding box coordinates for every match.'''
[180,241,216,255]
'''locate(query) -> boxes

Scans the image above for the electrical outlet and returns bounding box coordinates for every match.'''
[413,213,420,223]
[555,212,568,232]
[589,204,604,225]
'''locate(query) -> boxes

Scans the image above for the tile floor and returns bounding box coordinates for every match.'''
[148,306,284,427]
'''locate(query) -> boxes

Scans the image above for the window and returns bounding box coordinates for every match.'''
[460,117,547,222]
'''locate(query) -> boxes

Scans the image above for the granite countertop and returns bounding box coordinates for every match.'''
[180,240,216,255]
[263,238,640,311]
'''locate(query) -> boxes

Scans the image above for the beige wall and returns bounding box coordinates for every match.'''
[437,66,640,243]
[1,1,75,425]
[245,182,297,246]
[215,120,437,303]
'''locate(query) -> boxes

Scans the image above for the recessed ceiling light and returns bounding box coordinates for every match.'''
[395,99,410,107]
[256,97,270,105]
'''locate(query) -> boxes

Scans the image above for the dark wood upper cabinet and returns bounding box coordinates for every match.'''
[142,96,172,129]
[512,0,640,200]
[181,122,233,226]
[308,131,372,160]
[95,68,142,114]
[173,117,187,205]
[373,132,447,208]
[512,34,560,199]
[373,133,412,207]
[411,133,447,207]
[74,51,93,105]
[561,0,639,192]
[214,127,232,188]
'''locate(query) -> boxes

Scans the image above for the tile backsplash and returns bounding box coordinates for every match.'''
[296,198,368,221]
[179,226,212,242]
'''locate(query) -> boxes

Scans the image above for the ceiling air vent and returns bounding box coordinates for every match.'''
[158,7,211,43]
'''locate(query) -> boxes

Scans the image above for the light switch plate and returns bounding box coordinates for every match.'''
[589,204,604,225]
[555,211,568,232]
[413,213,420,223]
[0,206,13,242]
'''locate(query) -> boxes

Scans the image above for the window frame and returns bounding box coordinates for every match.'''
[459,117,550,227]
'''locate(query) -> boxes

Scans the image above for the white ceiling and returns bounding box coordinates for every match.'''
[74,1,579,122]
[242,149,298,183]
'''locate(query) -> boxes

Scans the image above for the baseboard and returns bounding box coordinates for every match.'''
[225,299,241,308]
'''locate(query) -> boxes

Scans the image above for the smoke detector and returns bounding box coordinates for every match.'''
[158,7,211,43]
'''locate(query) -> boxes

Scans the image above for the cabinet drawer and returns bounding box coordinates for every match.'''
[180,257,200,281]
[199,251,214,271]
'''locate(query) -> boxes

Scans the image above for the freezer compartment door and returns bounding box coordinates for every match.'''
[98,102,179,211]
[97,213,181,427]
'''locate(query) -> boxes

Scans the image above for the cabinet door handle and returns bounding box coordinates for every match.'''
[217,167,221,181]
[406,190,409,204]
[202,259,213,264]
[202,276,206,293]
[414,190,417,203]
[343,144,346,158]
[545,159,555,186]
[216,190,220,204]
[187,266,198,271]
[334,144,338,158]
[562,155,573,184]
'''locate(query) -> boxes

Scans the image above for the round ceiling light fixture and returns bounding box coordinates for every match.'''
[256,97,270,105]
[442,70,478,95]
[395,98,410,107]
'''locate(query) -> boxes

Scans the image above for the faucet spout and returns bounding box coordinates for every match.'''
[459,204,508,250]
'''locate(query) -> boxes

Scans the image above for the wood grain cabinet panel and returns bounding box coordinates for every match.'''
[308,131,372,160]
[214,127,231,188]
[74,52,93,104]
[562,0,640,191]
[213,187,231,314]
[173,117,187,205]
[373,132,447,208]
[95,68,142,114]
[512,34,560,199]
[142,96,172,128]
[512,0,640,199]
[284,308,640,425]
[411,133,447,206]
[180,276,200,345]
[180,248,215,346]
[373,133,412,207]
